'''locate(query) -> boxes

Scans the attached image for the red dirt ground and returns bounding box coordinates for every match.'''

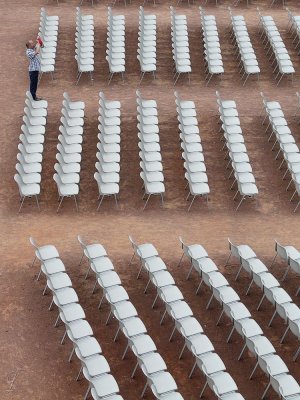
[1,0,300,399]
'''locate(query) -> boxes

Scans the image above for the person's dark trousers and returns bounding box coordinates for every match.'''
[29,71,39,100]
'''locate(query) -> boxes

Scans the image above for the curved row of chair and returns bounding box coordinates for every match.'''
[286,8,300,56]
[137,90,165,210]
[200,7,224,86]
[54,93,85,212]
[29,237,124,400]
[138,6,157,83]
[179,237,300,400]
[78,236,184,400]
[229,239,300,362]
[271,240,300,297]
[107,7,125,85]
[170,7,191,85]
[129,236,245,400]
[95,92,120,209]
[261,93,300,212]
[217,91,258,211]
[258,7,294,85]
[228,7,260,86]
[39,8,59,82]
[174,91,210,211]
[76,7,94,85]
[15,92,48,212]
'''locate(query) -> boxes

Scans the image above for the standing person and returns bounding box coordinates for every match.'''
[25,39,42,101]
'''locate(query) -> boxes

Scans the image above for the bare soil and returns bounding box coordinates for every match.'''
[0,0,300,399]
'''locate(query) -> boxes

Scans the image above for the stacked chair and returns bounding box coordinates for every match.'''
[257,8,294,85]
[261,92,300,212]
[53,93,85,212]
[174,92,210,211]
[138,7,157,83]
[216,91,258,211]
[271,240,300,297]
[75,7,94,85]
[14,92,48,212]
[229,239,300,362]
[94,92,121,210]
[286,8,300,55]
[78,236,184,400]
[179,237,300,400]
[38,8,59,83]
[106,7,125,85]
[29,237,124,400]
[129,236,245,400]
[228,7,260,86]
[136,90,165,210]
[170,7,191,85]
[200,7,224,86]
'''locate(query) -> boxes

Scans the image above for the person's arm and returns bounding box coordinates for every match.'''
[34,42,40,55]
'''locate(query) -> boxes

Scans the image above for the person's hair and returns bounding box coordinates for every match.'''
[26,41,31,49]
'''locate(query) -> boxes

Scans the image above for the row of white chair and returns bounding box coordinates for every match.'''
[217,91,258,211]
[29,237,124,400]
[53,93,85,212]
[129,236,245,400]
[200,7,224,85]
[179,237,300,400]
[38,8,59,82]
[137,90,165,210]
[174,91,210,211]
[75,7,94,84]
[14,92,48,212]
[261,93,300,212]
[286,8,300,57]
[138,6,157,83]
[79,237,184,400]
[94,92,120,209]
[230,240,300,362]
[170,6,191,85]
[272,240,300,298]
[107,7,125,84]
[228,7,260,86]
[258,7,294,85]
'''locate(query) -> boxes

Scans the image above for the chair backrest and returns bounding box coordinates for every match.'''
[29,236,38,249]
[274,240,288,261]
[227,237,238,256]
[178,236,188,252]
[128,236,138,253]
[14,174,23,193]
[288,257,300,274]
[77,235,86,250]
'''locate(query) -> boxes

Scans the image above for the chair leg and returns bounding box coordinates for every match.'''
[76,366,82,381]
[188,195,196,211]
[199,381,208,398]
[292,345,300,362]
[216,310,224,326]
[97,195,104,211]
[74,195,79,212]
[206,293,214,310]
[143,194,151,210]
[141,382,148,398]
[131,362,138,378]
[152,293,158,309]
[136,264,143,279]
[268,310,277,327]
[249,361,258,380]
[178,252,184,267]
[282,266,290,281]
[257,294,265,311]
[160,309,167,325]
[245,279,253,295]
[98,293,105,309]
[57,196,64,212]
[105,311,112,325]
[235,264,243,281]
[227,326,235,343]
[189,360,197,378]
[68,347,75,362]
[35,195,40,211]
[238,343,246,360]
[122,343,129,360]
[84,265,91,280]
[178,343,186,359]
[18,196,26,213]
[144,279,151,294]
[280,325,290,343]
[169,325,176,342]
[195,279,203,295]
[186,264,193,280]
[261,381,271,399]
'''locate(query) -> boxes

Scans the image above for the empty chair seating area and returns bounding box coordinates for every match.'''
[29,237,124,400]
[200,7,224,85]
[258,8,295,85]
[286,8,300,53]
[14,92,48,212]
[174,91,210,211]
[137,90,165,210]
[129,236,245,400]
[39,8,59,82]
[75,7,94,84]
[170,6,191,85]
[228,8,260,85]
[180,237,300,400]
[261,93,300,212]
[217,91,258,211]
[138,7,157,83]
[78,236,184,400]
[54,93,85,212]
[106,7,125,85]
[94,92,121,210]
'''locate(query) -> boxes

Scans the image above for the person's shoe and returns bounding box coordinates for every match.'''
[35,97,43,101]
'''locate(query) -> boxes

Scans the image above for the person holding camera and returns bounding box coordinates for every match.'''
[25,38,43,101]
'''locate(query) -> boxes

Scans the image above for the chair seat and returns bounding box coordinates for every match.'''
[54,287,78,306]
[91,374,119,398]
[48,272,72,290]
[105,285,129,304]
[121,317,147,338]
[83,354,110,378]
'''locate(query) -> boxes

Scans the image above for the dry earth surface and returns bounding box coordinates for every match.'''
[0,0,300,399]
